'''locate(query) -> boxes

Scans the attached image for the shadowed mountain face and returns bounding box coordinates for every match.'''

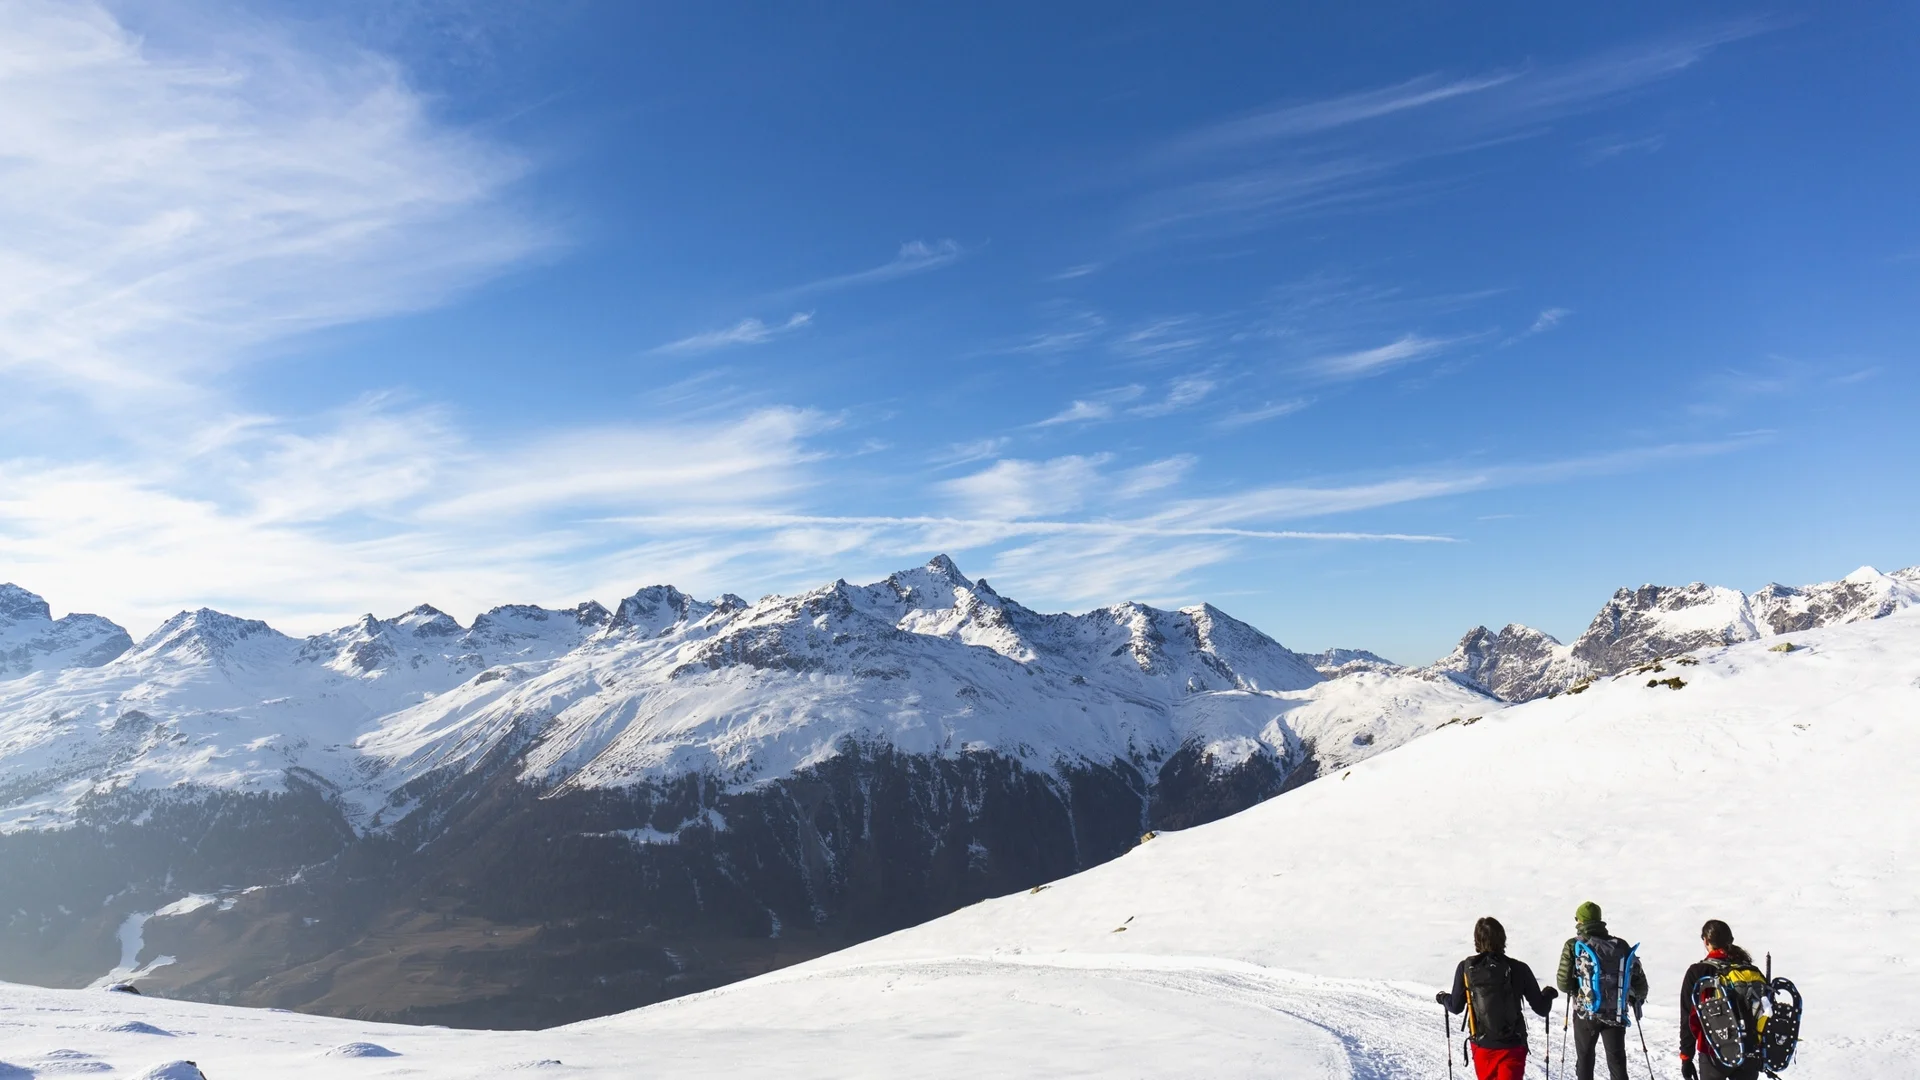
[0,559,1489,1027]
[1,741,1260,1027]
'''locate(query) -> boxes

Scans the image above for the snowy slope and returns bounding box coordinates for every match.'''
[821,605,1920,1076]
[2,606,1909,1078]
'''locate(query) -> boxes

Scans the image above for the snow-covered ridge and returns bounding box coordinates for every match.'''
[1423,563,1920,700]
[0,583,132,680]
[0,558,1489,832]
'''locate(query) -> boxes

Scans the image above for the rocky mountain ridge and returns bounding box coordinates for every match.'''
[0,584,132,681]
[1423,564,1920,700]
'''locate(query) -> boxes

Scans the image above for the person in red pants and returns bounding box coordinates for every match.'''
[1437,916,1558,1080]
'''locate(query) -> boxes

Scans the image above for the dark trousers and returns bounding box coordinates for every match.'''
[1573,1016,1628,1080]
[1696,1054,1762,1080]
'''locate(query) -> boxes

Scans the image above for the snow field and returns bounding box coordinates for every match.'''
[1,608,1914,1077]
[825,609,1920,1076]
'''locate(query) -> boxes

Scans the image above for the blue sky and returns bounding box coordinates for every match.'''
[1,1,1915,663]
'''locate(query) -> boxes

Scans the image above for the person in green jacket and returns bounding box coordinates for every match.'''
[1556,901,1649,1080]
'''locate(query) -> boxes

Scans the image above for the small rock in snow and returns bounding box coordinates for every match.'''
[325,1042,400,1058]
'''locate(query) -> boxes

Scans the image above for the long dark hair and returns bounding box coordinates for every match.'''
[1474,916,1507,956]
[1701,919,1754,964]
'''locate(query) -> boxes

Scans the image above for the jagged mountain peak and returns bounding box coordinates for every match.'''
[880,555,977,610]
[474,601,612,634]
[1309,648,1402,677]
[128,608,290,666]
[0,583,53,623]
[0,585,134,679]
[392,604,462,638]
[609,585,711,637]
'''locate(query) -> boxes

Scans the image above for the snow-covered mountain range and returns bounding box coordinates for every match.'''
[0,557,1481,832]
[0,556,1911,1027]
[4,595,1912,1078]
[0,557,1488,1026]
[1419,563,1920,700]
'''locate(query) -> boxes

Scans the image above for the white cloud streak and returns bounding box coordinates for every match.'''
[0,0,546,403]
[1528,308,1571,334]
[1136,23,1772,236]
[1162,73,1520,160]
[779,239,964,298]
[1303,333,1452,379]
[1033,385,1144,427]
[1131,376,1216,417]
[1215,399,1310,428]
[0,403,830,634]
[940,454,1113,518]
[652,312,813,355]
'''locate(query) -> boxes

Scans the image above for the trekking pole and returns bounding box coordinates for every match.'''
[1543,997,1553,1080]
[1560,996,1571,1077]
[1636,1017,1655,1080]
[1443,1003,1454,1080]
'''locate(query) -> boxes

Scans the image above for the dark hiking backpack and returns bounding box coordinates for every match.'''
[1692,957,1804,1074]
[1572,936,1640,1027]
[1464,954,1527,1047]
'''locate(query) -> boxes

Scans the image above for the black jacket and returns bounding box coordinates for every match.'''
[1443,953,1555,1049]
[1680,951,1756,1061]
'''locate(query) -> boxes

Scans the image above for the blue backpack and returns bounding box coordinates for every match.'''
[1573,936,1640,1027]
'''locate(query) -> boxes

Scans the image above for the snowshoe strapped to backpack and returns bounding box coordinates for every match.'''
[1692,959,1787,1071]
[1464,954,1527,1047]
[1572,936,1639,1027]
[1761,977,1803,1072]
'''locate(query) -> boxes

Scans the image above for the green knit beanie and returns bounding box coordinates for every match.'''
[1575,901,1602,925]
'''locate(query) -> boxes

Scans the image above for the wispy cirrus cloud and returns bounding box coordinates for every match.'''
[999,308,1108,355]
[1033,385,1144,426]
[1133,22,1773,237]
[778,239,965,298]
[1581,133,1667,164]
[1159,72,1520,162]
[1497,307,1572,346]
[0,0,547,404]
[652,312,813,355]
[1130,375,1217,417]
[0,401,833,634]
[1302,333,1454,380]
[1216,398,1310,429]
[1527,308,1571,334]
[930,437,1011,468]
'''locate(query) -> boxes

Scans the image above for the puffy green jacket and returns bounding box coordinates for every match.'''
[1556,921,1649,1005]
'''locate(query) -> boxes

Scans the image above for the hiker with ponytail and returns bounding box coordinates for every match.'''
[1679,920,1762,1080]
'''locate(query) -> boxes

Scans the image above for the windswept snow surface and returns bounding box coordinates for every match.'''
[2,609,1913,1077]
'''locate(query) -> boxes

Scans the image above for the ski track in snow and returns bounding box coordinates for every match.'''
[684,953,1547,1080]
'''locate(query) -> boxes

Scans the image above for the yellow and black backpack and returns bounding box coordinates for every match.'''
[1692,956,1802,1075]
